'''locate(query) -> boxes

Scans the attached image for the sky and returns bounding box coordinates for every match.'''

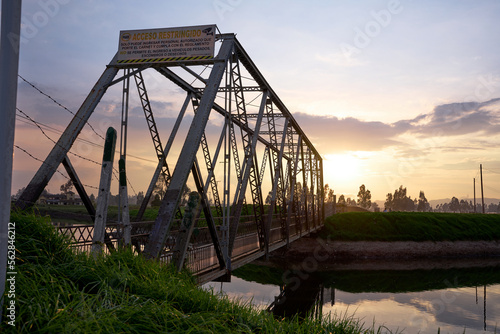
[5,0,500,203]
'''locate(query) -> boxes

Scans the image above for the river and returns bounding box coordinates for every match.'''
[203,259,500,333]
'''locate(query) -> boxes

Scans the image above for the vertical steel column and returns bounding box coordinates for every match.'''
[286,134,302,242]
[172,192,201,271]
[317,156,324,224]
[229,92,268,256]
[222,93,231,268]
[309,148,316,228]
[119,159,131,245]
[143,38,233,259]
[15,56,120,210]
[118,69,130,229]
[230,55,264,227]
[0,0,22,316]
[265,117,289,255]
[300,141,309,231]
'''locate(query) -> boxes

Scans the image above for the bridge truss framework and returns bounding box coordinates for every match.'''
[16,33,325,280]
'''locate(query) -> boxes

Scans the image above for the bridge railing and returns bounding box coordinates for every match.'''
[55,209,325,274]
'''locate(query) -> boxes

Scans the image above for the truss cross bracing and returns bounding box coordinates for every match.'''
[15,33,325,282]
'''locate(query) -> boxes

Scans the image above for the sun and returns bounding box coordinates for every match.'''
[323,154,361,189]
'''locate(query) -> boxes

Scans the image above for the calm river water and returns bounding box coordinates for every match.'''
[203,259,500,333]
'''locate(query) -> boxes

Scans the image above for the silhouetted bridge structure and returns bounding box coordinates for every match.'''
[15,27,327,284]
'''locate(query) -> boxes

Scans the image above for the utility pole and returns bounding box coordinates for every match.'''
[0,0,22,319]
[473,178,476,213]
[480,164,485,214]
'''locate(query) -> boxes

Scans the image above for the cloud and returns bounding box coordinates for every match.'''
[400,98,500,137]
[292,112,404,153]
[289,97,500,155]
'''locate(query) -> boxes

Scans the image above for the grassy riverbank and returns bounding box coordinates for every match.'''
[322,212,500,241]
[2,212,381,333]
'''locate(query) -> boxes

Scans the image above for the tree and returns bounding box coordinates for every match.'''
[151,194,162,207]
[346,197,356,206]
[338,194,346,205]
[328,189,334,203]
[357,184,372,209]
[393,185,415,211]
[372,202,380,212]
[12,187,26,201]
[417,191,429,212]
[449,197,460,213]
[136,191,145,206]
[89,193,96,205]
[60,180,73,195]
[384,193,393,211]
[324,184,330,203]
[153,174,168,200]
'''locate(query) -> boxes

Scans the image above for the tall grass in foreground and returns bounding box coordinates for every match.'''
[322,212,500,241]
[2,212,388,333]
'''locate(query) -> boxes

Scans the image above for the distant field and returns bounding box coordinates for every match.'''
[322,212,500,241]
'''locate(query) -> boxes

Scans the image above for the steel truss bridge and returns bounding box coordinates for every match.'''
[16,33,327,284]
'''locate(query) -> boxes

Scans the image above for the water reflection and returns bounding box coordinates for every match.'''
[203,260,500,333]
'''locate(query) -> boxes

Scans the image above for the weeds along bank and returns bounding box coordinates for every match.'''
[2,212,379,334]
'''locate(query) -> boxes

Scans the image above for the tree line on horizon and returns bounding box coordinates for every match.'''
[334,184,500,213]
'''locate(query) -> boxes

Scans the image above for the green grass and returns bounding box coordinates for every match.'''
[322,212,500,241]
[1,212,386,333]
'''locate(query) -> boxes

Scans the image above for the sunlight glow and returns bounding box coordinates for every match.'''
[324,153,361,183]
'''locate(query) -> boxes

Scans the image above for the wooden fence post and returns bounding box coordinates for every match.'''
[91,127,116,257]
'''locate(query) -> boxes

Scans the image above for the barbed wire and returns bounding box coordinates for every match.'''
[16,108,139,196]
[17,108,103,167]
[17,112,156,163]
[18,75,106,141]
[14,144,98,191]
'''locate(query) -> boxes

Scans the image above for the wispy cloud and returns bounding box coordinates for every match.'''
[291,97,500,155]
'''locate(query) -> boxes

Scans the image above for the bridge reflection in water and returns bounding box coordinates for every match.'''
[214,262,500,332]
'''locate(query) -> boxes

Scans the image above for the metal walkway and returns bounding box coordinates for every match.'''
[16,31,326,283]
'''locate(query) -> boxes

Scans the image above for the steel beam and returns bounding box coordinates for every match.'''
[265,118,289,256]
[15,55,120,210]
[191,158,226,269]
[61,155,95,221]
[135,93,191,221]
[143,38,233,259]
[286,134,302,242]
[154,67,289,161]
